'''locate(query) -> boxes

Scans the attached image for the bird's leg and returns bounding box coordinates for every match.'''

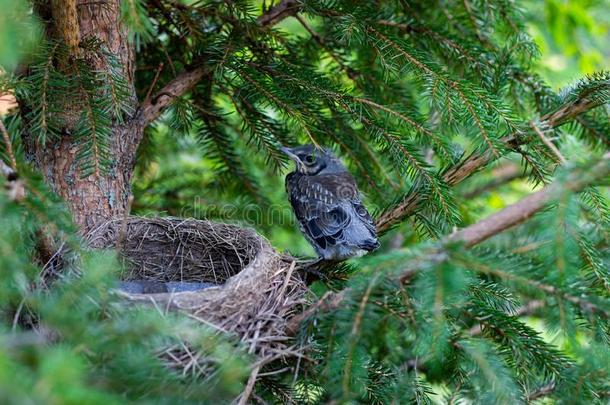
[296,257,328,283]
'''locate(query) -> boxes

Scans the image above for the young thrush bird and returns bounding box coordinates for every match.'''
[282,145,380,260]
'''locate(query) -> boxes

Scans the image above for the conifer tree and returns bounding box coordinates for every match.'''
[0,0,609,403]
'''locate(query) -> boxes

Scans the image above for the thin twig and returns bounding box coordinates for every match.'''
[237,365,261,405]
[530,121,567,164]
[144,62,165,105]
[116,195,134,251]
[0,119,17,172]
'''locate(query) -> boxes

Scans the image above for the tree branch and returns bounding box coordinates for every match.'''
[450,152,610,246]
[138,1,300,127]
[375,97,607,234]
[462,163,524,199]
[258,0,301,27]
[138,66,208,126]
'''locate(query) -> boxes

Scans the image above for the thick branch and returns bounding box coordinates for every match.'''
[257,0,301,27]
[450,153,610,246]
[139,66,208,126]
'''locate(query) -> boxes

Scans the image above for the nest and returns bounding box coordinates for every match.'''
[87,217,310,374]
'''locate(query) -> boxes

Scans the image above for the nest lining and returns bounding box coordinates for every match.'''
[88,217,262,284]
[86,216,310,375]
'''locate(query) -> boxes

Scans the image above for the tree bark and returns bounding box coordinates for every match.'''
[24,1,140,233]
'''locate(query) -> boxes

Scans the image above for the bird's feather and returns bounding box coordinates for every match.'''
[286,171,378,258]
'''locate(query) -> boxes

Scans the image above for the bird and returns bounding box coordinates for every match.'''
[281,144,380,260]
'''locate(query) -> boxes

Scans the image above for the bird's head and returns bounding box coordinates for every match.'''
[281,144,343,175]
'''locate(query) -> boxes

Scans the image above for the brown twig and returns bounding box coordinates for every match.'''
[0,119,17,172]
[143,62,165,105]
[139,66,208,126]
[530,121,567,164]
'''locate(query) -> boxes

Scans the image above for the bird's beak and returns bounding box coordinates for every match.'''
[281,146,302,165]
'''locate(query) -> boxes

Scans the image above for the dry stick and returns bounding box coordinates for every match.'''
[289,153,610,333]
[0,119,17,172]
[143,62,165,105]
[116,195,134,251]
[530,121,567,164]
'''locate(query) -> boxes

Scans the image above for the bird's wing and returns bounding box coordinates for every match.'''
[351,199,377,236]
[286,172,376,250]
[312,172,377,237]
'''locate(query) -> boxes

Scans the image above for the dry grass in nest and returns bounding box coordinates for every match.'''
[86,216,311,381]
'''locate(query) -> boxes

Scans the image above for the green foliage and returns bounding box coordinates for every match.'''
[0,174,248,403]
[0,0,609,403]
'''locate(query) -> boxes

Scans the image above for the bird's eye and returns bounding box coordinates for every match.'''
[304,154,316,164]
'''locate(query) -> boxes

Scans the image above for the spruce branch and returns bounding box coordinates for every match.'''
[139,66,209,126]
[450,153,610,246]
[138,2,296,127]
[462,163,524,199]
[257,0,301,27]
[376,91,608,234]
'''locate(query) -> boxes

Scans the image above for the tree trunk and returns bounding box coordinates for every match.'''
[24,1,140,233]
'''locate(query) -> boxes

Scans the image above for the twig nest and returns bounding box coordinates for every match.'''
[87,217,309,363]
